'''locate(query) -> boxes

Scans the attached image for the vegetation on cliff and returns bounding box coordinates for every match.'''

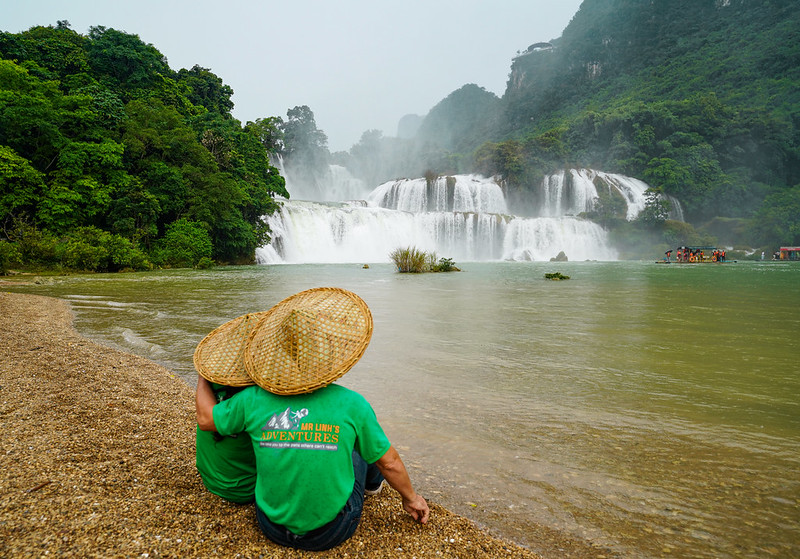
[390,0,800,251]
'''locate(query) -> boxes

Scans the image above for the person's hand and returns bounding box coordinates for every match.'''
[402,493,430,524]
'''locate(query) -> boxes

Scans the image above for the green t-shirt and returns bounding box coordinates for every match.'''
[195,384,257,504]
[213,384,391,534]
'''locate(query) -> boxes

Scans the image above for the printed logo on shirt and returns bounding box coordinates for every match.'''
[260,406,340,451]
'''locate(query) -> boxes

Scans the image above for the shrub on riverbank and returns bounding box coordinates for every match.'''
[0,240,20,275]
[390,246,429,272]
[150,219,213,269]
[4,223,151,272]
[390,247,459,273]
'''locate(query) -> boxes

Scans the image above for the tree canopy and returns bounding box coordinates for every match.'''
[0,22,286,271]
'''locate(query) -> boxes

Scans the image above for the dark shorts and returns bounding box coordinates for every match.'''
[255,451,384,551]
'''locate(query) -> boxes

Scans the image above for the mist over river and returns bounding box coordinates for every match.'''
[7,261,798,558]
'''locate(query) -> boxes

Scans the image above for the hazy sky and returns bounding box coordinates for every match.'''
[3,0,583,151]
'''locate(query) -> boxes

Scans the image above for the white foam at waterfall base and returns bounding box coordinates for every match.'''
[258,201,425,264]
[503,217,617,261]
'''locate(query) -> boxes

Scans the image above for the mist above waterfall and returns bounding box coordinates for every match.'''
[282,162,371,202]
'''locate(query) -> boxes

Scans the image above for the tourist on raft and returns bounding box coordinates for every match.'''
[195,287,429,551]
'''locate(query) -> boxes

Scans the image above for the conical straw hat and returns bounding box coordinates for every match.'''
[193,311,267,387]
[244,287,373,395]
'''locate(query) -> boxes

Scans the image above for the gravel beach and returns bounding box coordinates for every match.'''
[0,291,612,558]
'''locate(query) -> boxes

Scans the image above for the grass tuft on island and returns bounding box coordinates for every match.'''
[390,247,460,273]
[544,272,570,280]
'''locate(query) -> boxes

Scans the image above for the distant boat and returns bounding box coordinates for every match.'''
[776,246,800,261]
[656,246,735,264]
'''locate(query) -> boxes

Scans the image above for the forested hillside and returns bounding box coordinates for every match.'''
[412,0,800,249]
[0,22,289,272]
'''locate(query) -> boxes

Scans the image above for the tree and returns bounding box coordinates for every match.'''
[0,24,292,268]
[121,97,205,221]
[176,65,234,116]
[0,145,45,228]
[0,59,66,170]
[637,188,672,227]
[245,117,285,154]
[474,140,525,184]
[415,84,500,153]
[0,23,90,81]
[584,185,628,228]
[106,174,160,243]
[152,218,212,268]
[86,26,169,98]
[55,226,149,271]
[278,105,330,196]
[281,105,328,168]
[749,185,800,246]
[41,139,126,231]
[349,130,386,188]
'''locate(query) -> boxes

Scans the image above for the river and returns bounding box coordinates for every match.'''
[6,260,798,558]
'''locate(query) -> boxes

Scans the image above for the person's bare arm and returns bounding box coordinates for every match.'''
[375,445,430,524]
[195,375,217,431]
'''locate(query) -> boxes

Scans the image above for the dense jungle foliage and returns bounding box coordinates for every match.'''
[0,22,290,273]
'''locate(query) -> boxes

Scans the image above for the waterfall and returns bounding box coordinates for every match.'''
[256,167,678,264]
[666,195,684,221]
[367,175,507,214]
[536,169,683,221]
[255,201,616,264]
[503,217,617,262]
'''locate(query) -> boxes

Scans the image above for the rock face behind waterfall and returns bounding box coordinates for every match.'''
[257,168,669,264]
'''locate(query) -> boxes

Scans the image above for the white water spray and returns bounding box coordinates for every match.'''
[367,174,507,214]
[256,166,677,264]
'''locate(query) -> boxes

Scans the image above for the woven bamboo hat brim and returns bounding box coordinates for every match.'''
[243,287,373,395]
[193,311,268,387]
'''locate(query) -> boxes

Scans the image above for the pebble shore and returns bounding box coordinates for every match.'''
[0,291,611,558]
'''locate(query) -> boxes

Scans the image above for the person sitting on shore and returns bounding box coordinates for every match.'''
[195,287,430,551]
[195,383,256,504]
[193,313,268,504]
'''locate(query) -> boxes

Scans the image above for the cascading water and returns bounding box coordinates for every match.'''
[367,174,508,214]
[537,169,683,221]
[256,165,677,264]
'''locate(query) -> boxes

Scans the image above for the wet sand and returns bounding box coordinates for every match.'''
[0,291,613,558]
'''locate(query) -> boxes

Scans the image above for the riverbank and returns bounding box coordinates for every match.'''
[0,291,613,558]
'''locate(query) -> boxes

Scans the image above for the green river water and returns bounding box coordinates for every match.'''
[4,260,798,558]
